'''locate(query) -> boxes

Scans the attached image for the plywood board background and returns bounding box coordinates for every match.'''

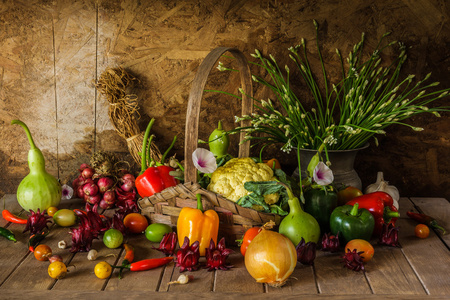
[0,0,449,199]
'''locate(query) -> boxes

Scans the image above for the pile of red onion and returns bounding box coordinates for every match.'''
[72,163,137,210]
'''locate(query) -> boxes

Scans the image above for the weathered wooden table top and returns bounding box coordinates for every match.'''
[0,194,448,300]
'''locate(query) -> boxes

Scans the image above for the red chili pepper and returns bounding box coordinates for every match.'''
[112,256,173,278]
[346,191,400,237]
[135,119,178,198]
[2,209,27,224]
[119,244,135,279]
[406,211,446,234]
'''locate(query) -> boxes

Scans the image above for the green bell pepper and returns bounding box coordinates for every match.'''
[303,188,338,235]
[330,203,375,243]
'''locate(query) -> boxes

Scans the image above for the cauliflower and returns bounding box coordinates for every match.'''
[207,157,279,203]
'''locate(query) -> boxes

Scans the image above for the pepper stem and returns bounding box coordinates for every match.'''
[11,120,37,150]
[384,207,400,221]
[140,118,155,174]
[430,221,447,234]
[349,203,359,216]
[196,193,203,212]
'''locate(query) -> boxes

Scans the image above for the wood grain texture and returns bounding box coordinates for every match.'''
[0,0,449,206]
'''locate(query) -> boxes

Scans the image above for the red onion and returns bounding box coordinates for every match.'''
[97,177,115,193]
[120,180,135,193]
[85,194,102,205]
[99,199,112,210]
[103,190,116,205]
[121,173,135,183]
[77,185,85,199]
[83,182,99,196]
[81,167,95,179]
[78,163,90,172]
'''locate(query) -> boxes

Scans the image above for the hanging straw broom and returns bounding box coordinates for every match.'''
[95,67,162,166]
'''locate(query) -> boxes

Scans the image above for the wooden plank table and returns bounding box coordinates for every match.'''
[0,195,448,299]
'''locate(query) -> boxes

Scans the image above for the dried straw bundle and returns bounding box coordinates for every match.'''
[95,67,162,165]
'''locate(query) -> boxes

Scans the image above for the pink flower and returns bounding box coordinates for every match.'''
[192,148,217,174]
[313,162,334,186]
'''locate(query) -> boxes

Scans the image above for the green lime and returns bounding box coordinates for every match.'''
[103,229,124,249]
[144,223,173,243]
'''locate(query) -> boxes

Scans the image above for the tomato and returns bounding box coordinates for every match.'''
[144,223,173,243]
[415,224,430,239]
[94,261,112,279]
[264,158,281,169]
[48,261,67,279]
[34,244,53,261]
[53,209,77,227]
[345,239,374,262]
[123,213,149,234]
[337,186,363,206]
[47,206,59,217]
[240,227,261,256]
[103,228,124,249]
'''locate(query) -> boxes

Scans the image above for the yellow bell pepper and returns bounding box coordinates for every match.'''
[177,194,219,256]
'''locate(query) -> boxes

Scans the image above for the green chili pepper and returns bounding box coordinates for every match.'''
[0,226,17,242]
[330,203,375,243]
[208,120,229,158]
[304,188,338,235]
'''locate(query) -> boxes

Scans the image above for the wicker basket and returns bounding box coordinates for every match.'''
[138,47,282,244]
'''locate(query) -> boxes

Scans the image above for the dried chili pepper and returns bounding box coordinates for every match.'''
[2,209,27,224]
[406,211,446,234]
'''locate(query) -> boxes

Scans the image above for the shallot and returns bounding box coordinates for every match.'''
[97,177,115,193]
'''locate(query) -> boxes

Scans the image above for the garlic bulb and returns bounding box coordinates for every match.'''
[365,172,400,209]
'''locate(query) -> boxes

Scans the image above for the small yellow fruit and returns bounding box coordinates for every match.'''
[94,261,112,279]
[48,261,67,279]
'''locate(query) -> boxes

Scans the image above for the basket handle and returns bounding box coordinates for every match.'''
[184,47,253,183]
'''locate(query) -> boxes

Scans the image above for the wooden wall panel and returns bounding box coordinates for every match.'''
[0,0,449,200]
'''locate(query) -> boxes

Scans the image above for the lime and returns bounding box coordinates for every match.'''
[103,228,124,249]
[144,223,173,243]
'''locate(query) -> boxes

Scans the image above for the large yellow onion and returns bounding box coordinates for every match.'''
[244,228,297,287]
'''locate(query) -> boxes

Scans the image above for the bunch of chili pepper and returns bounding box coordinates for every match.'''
[346,191,400,236]
[135,118,179,198]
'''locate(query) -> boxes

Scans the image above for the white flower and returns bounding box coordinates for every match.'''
[313,162,334,186]
[192,148,217,174]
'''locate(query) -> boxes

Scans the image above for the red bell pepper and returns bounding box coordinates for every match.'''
[135,119,179,198]
[346,191,400,237]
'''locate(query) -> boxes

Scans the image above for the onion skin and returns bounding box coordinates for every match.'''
[244,229,297,287]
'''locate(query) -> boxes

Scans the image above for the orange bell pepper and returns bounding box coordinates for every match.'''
[177,194,219,256]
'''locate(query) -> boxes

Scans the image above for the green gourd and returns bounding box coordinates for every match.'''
[278,184,320,245]
[12,120,61,212]
[208,120,229,158]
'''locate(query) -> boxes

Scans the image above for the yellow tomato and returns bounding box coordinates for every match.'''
[48,261,67,279]
[345,239,375,262]
[94,261,112,279]
[47,206,59,217]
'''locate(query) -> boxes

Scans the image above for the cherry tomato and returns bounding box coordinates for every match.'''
[240,227,261,256]
[34,244,53,261]
[103,228,124,249]
[123,213,149,234]
[264,158,281,169]
[46,206,59,217]
[48,261,67,279]
[345,239,374,262]
[337,186,363,206]
[415,224,430,239]
[94,261,112,279]
[53,209,77,227]
[144,223,173,243]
